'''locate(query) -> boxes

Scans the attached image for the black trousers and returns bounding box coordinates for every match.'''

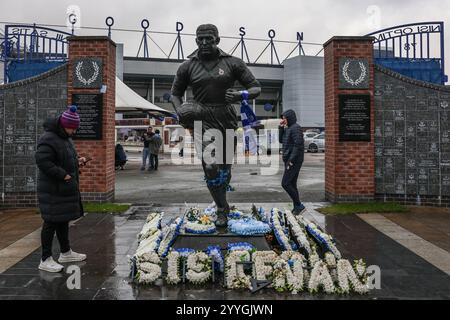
[281,160,303,207]
[150,154,159,170]
[41,221,70,261]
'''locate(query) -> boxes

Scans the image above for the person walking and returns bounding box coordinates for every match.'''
[149,129,163,171]
[35,105,88,273]
[141,126,153,171]
[279,109,306,215]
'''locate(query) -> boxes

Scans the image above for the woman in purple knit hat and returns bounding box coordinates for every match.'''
[35,106,90,273]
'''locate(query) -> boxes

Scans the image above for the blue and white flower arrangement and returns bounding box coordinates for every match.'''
[227,242,255,252]
[285,210,312,255]
[174,248,195,257]
[301,216,342,259]
[228,218,272,236]
[206,245,224,272]
[183,207,217,234]
[158,217,183,258]
[131,205,371,295]
[270,208,293,251]
[228,207,250,219]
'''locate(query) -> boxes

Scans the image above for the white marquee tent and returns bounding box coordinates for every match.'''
[115,77,172,115]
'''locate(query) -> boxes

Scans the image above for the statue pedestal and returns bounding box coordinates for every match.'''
[172,232,271,251]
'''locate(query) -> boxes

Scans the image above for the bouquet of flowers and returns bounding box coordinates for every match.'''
[138,212,162,242]
[184,207,217,234]
[301,217,342,259]
[158,217,183,258]
[285,210,312,255]
[270,208,293,251]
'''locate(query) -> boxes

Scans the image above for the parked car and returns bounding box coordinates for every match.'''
[304,132,318,140]
[305,133,325,153]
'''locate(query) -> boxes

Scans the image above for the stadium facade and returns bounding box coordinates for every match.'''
[118,47,325,128]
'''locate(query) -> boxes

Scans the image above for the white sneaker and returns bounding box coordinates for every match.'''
[58,250,87,263]
[38,257,64,273]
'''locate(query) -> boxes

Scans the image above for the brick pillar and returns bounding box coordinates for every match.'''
[324,36,375,202]
[67,36,116,202]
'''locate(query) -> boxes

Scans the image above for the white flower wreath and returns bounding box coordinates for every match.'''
[75,60,100,86]
[336,259,370,294]
[342,61,367,86]
[252,251,277,281]
[186,252,212,284]
[135,230,162,260]
[166,251,182,285]
[225,250,252,289]
[308,260,335,294]
[138,213,162,241]
[276,251,305,294]
[136,252,162,284]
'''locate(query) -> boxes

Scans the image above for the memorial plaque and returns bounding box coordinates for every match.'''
[384,121,394,137]
[418,184,428,195]
[395,184,405,194]
[72,94,103,140]
[339,94,371,142]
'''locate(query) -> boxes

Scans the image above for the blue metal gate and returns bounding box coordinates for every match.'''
[366,22,447,85]
[2,24,72,83]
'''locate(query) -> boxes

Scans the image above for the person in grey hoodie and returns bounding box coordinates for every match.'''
[279,109,306,215]
[149,129,163,170]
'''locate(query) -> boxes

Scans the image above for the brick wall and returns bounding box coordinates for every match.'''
[67,36,116,202]
[324,36,375,202]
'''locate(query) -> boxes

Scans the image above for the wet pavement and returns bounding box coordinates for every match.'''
[0,209,41,251]
[115,153,325,204]
[1,204,450,300]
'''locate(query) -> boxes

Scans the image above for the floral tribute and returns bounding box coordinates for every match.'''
[131,207,371,295]
[183,207,217,234]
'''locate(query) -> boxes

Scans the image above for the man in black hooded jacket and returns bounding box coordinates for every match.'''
[279,109,306,215]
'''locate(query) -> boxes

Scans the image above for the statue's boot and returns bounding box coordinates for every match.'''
[207,184,229,227]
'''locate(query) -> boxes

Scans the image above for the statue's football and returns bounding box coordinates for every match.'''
[176,101,204,129]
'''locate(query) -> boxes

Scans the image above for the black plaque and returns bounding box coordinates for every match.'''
[339,94,371,142]
[72,94,103,140]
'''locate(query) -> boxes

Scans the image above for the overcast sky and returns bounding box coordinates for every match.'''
[1,0,449,80]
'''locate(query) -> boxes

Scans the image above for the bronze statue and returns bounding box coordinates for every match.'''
[171,24,261,227]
